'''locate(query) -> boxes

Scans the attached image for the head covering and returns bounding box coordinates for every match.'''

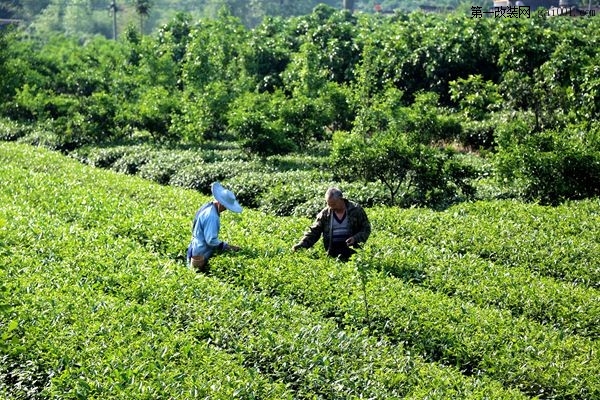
[211,182,242,213]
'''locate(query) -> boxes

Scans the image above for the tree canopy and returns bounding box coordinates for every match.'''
[1,5,599,206]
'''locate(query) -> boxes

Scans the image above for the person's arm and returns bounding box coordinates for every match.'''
[349,206,371,246]
[202,209,239,251]
[202,211,223,249]
[293,210,326,250]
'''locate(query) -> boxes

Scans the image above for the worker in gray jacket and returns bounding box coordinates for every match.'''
[292,187,371,261]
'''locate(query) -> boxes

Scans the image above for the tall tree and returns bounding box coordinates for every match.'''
[134,0,152,34]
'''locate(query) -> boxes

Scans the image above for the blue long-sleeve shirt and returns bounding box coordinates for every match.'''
[189,202,224,259]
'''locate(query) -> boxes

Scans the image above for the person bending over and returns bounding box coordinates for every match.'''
[187,182,242,271]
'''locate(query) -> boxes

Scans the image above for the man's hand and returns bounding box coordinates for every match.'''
[345,236,356,246]
[223,242,240,252]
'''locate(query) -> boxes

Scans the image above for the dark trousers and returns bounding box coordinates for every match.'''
[328,242,355,262]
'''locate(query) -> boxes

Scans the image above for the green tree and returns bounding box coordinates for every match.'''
[177,9,250,140]
[134,0,153,34]
[156,12,192,64]
[332,129,476,207]
[227,91,296,156]
[0,29,15,106]
[181,8,247,90]
[282,42,328,97]
[300,6,360,84]
[449,74,501,121]
[241,16,293,93]
[332,130,414,205]
[495,127,600,205]
[532,18,599,129]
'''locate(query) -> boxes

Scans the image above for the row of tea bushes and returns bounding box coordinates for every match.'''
[0,119,483,213]
[226,170,389,217]
[0,149,288,398]
[373,201,600,289]
[70,144,257,192]
[210,244,600,399]
[1,142,528,399]
[372,236,600,339]
[8,141,600,398]
[69,143,391,217]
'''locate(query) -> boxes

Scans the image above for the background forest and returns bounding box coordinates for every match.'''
[1,3,600,214]
[4,0,488,35]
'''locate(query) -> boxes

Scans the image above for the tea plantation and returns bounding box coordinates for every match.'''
[1,142,599,399]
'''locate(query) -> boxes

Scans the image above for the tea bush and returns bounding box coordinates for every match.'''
[3,142,600,400]
[70,146,130,169]
[0,118,29,142]
[1,142,534,399]
[170,160,265,195]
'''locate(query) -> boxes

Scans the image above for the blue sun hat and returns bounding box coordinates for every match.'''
[211,182,242,213]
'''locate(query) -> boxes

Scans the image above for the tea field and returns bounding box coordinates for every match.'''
[1,142,599,399]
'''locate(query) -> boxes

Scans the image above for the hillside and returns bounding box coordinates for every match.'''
[2,141,600,398]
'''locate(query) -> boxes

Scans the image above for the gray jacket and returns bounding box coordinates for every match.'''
[294,199,371,251]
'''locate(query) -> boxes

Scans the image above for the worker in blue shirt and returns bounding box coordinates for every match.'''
[186,182,242,271]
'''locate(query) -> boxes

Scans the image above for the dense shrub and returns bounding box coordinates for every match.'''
[332,129,477,208]
[170,160,262,194]
[409,146,478,208]
[496,128,600,205]
[403,92,463,145]
[449,74,502,122]
[460,118,497,150]
[11,84,121,149]
[233,112,296,156]
[170,82,234,143]
[70,146,130,169]
[276,93,334,145]
[77,92,120,143]
[111,147,154,175]
[226,170,327,211]
[227,92,296,156]
[0,119,29,142]
[135,86,181,143]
